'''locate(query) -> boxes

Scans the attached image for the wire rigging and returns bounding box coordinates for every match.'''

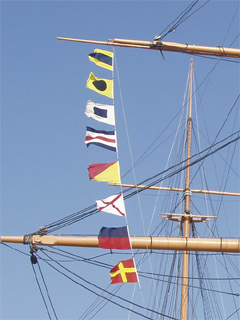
[192,224,213,319]
[35,247,239,320]
[38,249,178,320]
[154,0,210,41]
[123,131,240,200]
[31,262,52,320]
[29,127,239,236]
[30,252,58,320]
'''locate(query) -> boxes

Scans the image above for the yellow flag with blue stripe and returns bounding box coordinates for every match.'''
[89,49,113,71]
[86,72,113,98]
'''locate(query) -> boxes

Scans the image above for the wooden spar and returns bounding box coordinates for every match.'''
[109,183,240,196]
[180,58,194,320]
[1,235,240,253]
[57,37,240,58]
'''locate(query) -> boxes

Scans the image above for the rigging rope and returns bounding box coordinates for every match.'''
[79,284,122,320]
[2,242,239,299]
[31,255,57,320]
[154,0,210,41]
[114,50,148,237]
[192,224,213,320]
[114,49,148,317]
[123,132,240,200]
[29,129,239,236]
[39,249,178,320]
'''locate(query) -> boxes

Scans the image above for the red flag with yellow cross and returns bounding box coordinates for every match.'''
[109,258,138,284]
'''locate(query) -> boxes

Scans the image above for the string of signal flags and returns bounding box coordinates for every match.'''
[84,48,139,285]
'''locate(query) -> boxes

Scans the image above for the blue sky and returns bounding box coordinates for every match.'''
[1,1,239,320]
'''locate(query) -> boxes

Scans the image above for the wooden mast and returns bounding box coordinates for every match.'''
[180,58,193,320]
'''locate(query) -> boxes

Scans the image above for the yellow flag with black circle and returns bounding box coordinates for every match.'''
[86,72,113,98]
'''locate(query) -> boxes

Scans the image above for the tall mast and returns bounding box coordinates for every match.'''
[181,58,193,320]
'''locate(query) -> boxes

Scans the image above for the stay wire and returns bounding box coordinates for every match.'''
[1,242,30,257]
[123,132,240,200]
[124,129,239,197]
[79,284,109,320]
[216,255,240,289]
[40,252,132,320]
[39,247,112,269]
[45,209,98,234]
[191,99,239,185]
[34,130,239,235]
[226,308,240,320]
[80,284,124,320]
[44,245,239,287]
[222,3,240,48]
[30,88,239,236]
[114,48,150,316]
[39,249,178,320]
[205,95,240,237]
[226,255,240,278]
[121,114,183,179]
[31,262,53,320]
[2,242,238,284]
[156,0,210,40]
[30,76,239,236]
[221,254,240,317]
[36,258,59,320]
[30,130,238,237]
[190,55,240,64]
[114,50,147,237]
[44,205,97,232]
[188,95,239,238]
[155,0,199,39]
[146,64,191,240]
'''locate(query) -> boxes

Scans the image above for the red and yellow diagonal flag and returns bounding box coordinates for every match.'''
[88,161,120,184]
[109,258,138,284]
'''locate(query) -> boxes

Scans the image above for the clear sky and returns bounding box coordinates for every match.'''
[1,1,239,320]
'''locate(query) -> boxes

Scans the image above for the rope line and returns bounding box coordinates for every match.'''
[39,249,178,320]
[31,261,53,320]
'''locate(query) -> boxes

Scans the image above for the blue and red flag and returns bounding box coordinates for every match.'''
[98,226,131,250]
[85,126,117,152]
